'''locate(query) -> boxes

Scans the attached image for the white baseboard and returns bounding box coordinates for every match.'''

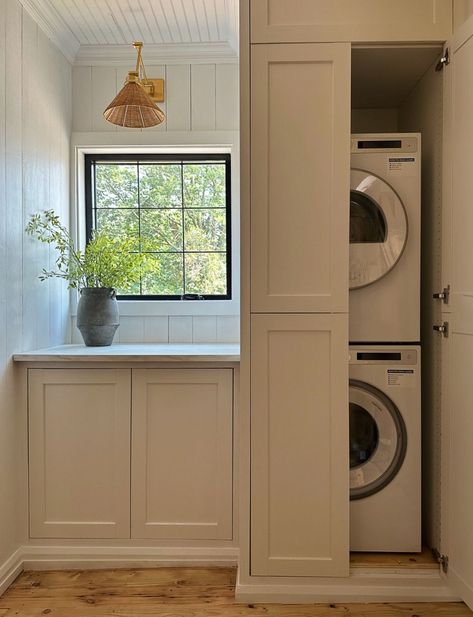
[0,548,24,596]
[235,568,460,604]
[21,545,240,571]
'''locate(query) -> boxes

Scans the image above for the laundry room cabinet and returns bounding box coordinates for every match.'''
[28,367,234,542]
[251,0,452,44]
[250,42,350,313]
[28,369,131,539]
[251,314,348,576]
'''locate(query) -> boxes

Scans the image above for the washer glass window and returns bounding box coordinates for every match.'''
[349,379,407,500]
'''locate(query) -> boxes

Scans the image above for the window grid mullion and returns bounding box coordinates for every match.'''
[181,162,186,295]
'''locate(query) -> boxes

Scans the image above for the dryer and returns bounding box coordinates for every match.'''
[350,134,421,343]
[350,345,421,552]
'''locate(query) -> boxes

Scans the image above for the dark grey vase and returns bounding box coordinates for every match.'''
[77,287,119,347]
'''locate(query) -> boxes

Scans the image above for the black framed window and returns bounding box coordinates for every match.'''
[84,153,231,300]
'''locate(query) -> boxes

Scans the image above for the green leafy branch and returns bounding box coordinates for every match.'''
[26,210,153,291]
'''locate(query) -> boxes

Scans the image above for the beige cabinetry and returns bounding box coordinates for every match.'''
[28,369,131,539]
[250,314,349,576]
[28,367,234,542]
[247,36,350,577]
[251,43,349,313]
[251,0,452,44]
[131,369,233,540]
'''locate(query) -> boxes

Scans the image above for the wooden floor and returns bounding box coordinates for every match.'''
[350,547,439,569]
[0,567,472,617]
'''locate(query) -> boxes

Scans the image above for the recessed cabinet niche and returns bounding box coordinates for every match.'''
[28,367,234,541]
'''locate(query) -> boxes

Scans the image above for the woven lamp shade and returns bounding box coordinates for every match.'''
[103,80,165,128]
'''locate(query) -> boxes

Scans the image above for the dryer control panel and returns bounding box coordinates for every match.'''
[351,136,418,153]
[349,348,418,364]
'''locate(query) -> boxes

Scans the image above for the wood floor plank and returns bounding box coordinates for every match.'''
[0,568,471,617]
[350,547,439,569]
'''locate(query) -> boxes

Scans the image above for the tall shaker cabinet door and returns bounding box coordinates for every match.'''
[251,314,349,576]
[251,43,350,313]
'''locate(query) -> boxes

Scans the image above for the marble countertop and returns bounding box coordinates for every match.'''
[13,343,240,363]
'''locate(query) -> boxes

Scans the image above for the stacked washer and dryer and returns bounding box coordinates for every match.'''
[349,134,421,552]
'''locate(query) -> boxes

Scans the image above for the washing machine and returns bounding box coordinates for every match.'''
[349,345,421,552]
[350,134,421,343]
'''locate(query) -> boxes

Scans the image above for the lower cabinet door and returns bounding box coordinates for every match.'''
[251,314,349,576]
[131,368,233,540]
[29,369,131,539]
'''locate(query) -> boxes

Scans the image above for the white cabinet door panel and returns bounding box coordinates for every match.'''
[251,314,349,577]
[29,369,131,539]
[251,43,350,313]
[131,368,233,540]
[251,0,452,43]
[443,17,473,610]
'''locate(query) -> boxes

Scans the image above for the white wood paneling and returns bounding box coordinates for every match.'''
[166,64,191,131]
[0,0,71,567]
[91,66,117,132]
[191,64,216,130]
[131,368,233,540]
[251,314,349,577]
[216,64,239,130]
[250,43,350,313]
[19,0,239,62]
[251,0,452,43]
[72,66,92,132]
[72,61,237,133]
[29,369,131,539]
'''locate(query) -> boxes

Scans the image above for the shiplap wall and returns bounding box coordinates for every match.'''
[72,63,239,133]
[0,0,71,569]
[71,61,240,343]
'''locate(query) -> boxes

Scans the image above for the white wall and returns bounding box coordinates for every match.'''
[71,62,240,343]
[399,61,444,550]
[351,108,399,133]
[0,0,71,570]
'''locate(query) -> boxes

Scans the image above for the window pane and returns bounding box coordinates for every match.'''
[183,164,226,208]
[142,254,184,295]
[140,210,183,252]
[116,278,141,296]
[139,164,182,208]
[184,209,226,251]
[96,210,140,251]
[185,253,227,295]
[95,164,138,208]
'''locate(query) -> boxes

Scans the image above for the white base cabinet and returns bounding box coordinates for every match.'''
[131,369,233,540]
[28,367,234,542]
[28,369,131,539]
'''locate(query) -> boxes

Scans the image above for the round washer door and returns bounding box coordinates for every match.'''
[350,168,408,289]
[349,379,407,500]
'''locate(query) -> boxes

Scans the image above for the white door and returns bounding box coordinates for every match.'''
[442,16,473,608]
[131,368,233,540]
[251,314,349,577]
[28,369,131,539]
[251,42,350,313]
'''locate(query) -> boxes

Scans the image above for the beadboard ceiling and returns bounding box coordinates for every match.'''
[19,0,239,65]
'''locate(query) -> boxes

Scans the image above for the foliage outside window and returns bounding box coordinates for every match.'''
[85,154,231,300]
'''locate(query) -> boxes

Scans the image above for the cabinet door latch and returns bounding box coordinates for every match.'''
[433,285,450,304]
[435,48,450,71]
[433,322,449,338]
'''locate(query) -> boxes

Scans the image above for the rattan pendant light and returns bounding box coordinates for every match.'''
[103,42,165,129]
